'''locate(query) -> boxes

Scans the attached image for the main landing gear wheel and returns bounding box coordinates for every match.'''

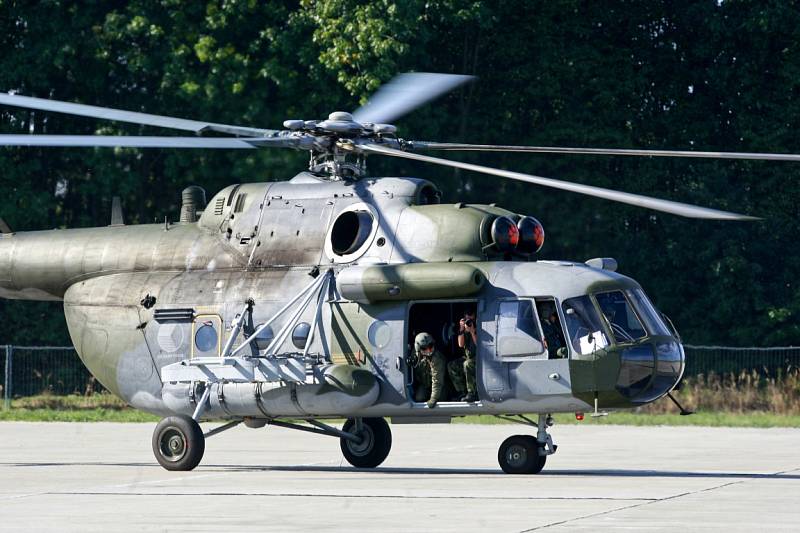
[152,415,205,471]
[340,417,392,468]
[498,435,546,474]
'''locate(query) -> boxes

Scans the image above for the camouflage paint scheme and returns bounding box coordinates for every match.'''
[0,173,683,420]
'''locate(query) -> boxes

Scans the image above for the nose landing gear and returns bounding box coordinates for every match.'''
[496,413,557,474]
[498,435,545,474]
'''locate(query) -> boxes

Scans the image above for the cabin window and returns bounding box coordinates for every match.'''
[253,324,274,351]
[192,314,222,357]
[195,323,218,353]
[291,322,311,349]
[496,300,545,358]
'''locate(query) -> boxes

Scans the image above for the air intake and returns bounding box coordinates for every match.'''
[179,186,207,223]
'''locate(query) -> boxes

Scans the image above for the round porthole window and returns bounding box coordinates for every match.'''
[195,323,218,352]
[292,322,311,349]
[253,324,274,351]
[368,320,392,349]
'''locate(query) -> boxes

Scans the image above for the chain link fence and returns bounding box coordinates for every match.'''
[2,344,799,409]
[683,345,800,377]
[2,346,100,409]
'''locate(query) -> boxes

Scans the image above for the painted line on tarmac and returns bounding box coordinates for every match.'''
[39,491,658,501]
[516,466,800,532]
[0,458,345,502]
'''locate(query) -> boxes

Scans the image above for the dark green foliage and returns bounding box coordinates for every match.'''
[0,1,797,346]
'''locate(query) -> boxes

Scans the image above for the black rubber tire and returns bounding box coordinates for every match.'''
[152,415,205,471]
[340,417,392,468]
[498,435,546,474]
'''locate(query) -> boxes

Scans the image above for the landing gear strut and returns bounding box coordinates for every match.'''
[496,413,557,475]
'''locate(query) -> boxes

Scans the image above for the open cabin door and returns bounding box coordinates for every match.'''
[406,300,479,403]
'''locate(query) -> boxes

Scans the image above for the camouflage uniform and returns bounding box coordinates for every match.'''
[414,349,446,406]
[448,332,477,398]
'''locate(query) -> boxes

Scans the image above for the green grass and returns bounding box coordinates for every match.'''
[1,394,798,427]
[0,393,159,422]
[0,408,158,422]
[454,412,800,428]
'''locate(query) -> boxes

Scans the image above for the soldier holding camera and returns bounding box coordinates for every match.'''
[448,310,478,402]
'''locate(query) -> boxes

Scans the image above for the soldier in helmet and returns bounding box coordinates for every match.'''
[412,332,446,408]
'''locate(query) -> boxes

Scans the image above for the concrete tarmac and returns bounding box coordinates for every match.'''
[0,422,798,532]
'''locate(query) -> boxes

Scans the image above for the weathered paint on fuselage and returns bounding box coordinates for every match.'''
[0,173,683,419]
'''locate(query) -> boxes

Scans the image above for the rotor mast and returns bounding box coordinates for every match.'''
[284,111,395,180]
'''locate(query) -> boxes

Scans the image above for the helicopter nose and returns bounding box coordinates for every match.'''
[615,340,685,403]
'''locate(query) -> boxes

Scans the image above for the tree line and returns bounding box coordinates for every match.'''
[0,1,797,346]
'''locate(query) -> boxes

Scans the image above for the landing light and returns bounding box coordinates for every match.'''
[575,412,585,421]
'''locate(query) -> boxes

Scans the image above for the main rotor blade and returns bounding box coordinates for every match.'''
[352,73,474,125]
[411,141,800,162]
[0,93,277,137]
[0,135,293,148]
[361,144,758,221]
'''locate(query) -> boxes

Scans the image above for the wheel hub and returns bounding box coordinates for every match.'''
[506,444,528,468]
[168,436,184,453]
[159,428,187,462]
[347,426,375,456]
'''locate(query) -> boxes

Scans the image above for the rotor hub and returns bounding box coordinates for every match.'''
[327,111,354,121]
[279,112,402,180]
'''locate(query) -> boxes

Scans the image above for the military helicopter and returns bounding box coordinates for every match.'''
[0,73,771,474]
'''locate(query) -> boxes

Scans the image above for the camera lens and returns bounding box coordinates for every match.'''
[465,319,474,327]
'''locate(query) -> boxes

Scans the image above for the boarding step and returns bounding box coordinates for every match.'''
[160,355,309,384]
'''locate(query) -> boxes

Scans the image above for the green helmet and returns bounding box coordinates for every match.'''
[414,332,435,353]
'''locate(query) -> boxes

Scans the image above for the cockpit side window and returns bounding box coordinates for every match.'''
[561,295,609,355]
[496,300,545,358]
[595,291,647,343]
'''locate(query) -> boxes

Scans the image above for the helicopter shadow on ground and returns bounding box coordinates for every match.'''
[200,464,800,480]
[2,461,798,480]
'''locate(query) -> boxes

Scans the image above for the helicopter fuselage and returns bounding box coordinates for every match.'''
[0,174,684,421]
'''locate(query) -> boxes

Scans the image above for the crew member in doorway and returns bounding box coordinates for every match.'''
[449,310,478,402]
[541,308,567,358]
[413,332,446,408]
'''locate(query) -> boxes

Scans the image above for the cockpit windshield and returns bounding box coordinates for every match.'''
[595,291,647,343]
[562,295,610,355]
[625,288,671,336]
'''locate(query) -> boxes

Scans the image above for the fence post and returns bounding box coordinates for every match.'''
[3,345,11,410]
